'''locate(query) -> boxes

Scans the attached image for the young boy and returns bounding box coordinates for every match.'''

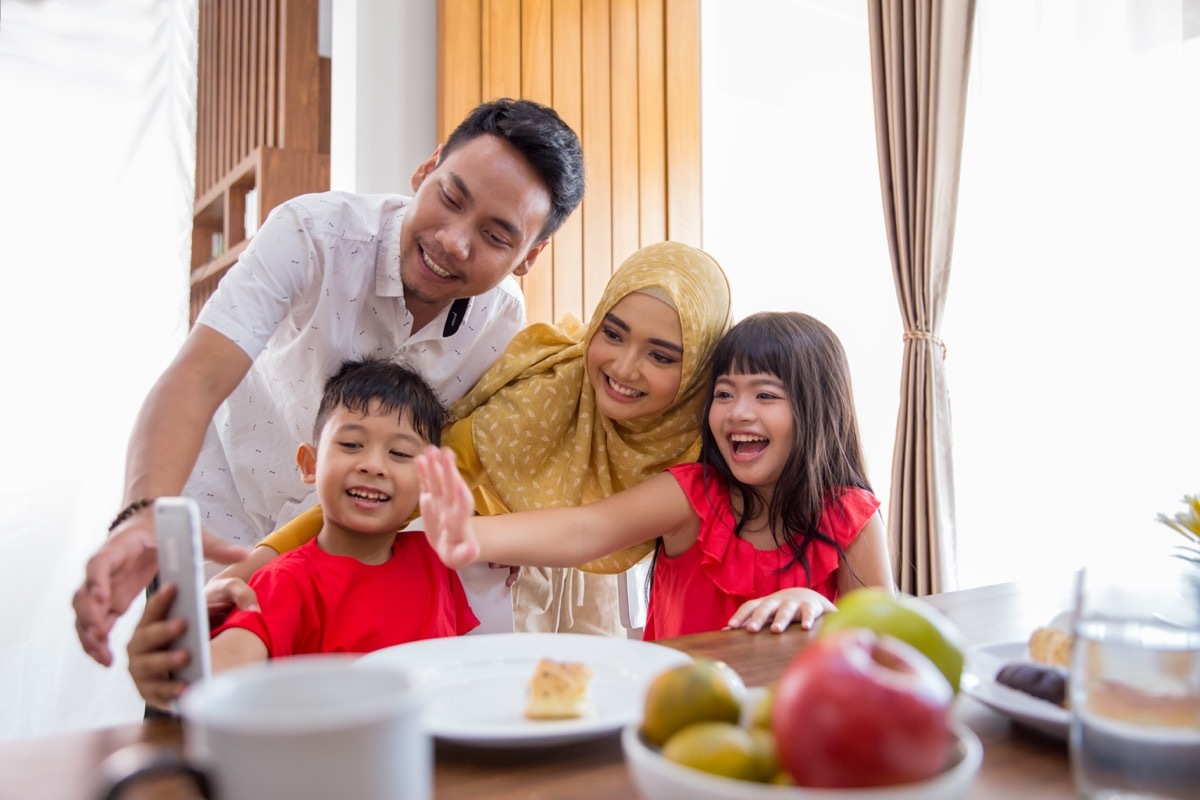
[128,359,478,710]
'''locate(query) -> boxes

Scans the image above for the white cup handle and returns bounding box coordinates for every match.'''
[95,743,212,800]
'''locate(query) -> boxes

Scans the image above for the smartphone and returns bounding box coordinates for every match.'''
[154,497,212,686]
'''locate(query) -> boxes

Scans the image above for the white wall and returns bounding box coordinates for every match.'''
[700,0,900,527]
[330,0,437,192]
[0,0,441,744]
[947,0,1200,585]
[0,0,198,741]
[700,0,1200,590]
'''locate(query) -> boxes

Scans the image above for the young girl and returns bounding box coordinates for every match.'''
[416,312,894,638]
[215,241,734,636]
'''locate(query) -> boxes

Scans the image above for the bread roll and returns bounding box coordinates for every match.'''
[1028,626,1073,668]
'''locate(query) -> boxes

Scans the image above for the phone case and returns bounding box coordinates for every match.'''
[154,497,212,686]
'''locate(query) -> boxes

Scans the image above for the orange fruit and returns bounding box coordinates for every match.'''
[640,659,744,747]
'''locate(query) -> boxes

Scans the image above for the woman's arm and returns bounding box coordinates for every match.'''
[258,504,324,553]
[417,446,694,569]
[837,510,895,595]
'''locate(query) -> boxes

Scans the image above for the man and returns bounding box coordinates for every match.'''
[74,98,585,666]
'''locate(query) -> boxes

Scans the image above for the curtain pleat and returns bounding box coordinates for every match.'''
[867,0,976,595]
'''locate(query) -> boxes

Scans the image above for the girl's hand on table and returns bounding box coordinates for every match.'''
[727,588,835,633]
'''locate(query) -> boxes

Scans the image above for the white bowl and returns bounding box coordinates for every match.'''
[621,719,982,800]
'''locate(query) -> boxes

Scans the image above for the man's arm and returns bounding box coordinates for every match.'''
[74,325,254,666]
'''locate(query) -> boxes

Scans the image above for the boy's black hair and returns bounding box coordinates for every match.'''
[313,359,445,446]
[441,98,585,242]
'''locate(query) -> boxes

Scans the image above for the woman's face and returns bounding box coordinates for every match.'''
[586,292,684,422]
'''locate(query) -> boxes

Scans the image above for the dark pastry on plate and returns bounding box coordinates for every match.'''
[995,662,1068,707]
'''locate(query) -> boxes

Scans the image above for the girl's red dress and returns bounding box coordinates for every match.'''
[642,463,880,641]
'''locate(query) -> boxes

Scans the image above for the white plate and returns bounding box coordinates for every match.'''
[356,632,692,747]
[960,641,1069,739]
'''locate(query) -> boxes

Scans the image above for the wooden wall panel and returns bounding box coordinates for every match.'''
[519,0,555,319]
[551,0,584,319]
[665,0,701,245]
[437,0,700,325]
[438,0,484,141]
[636,0,666,245]
[610,0,640,271]
[580,0,612,317]
[191,0,330,324]
[265,0,278,146]
[278,0,320,151]
[484,0,523,98]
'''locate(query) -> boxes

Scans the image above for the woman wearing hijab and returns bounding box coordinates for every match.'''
[234,241,734,636]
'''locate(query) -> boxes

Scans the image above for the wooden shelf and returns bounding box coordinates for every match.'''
[190,240,248,287]
[189,145,329,322]
[188,0,330,325]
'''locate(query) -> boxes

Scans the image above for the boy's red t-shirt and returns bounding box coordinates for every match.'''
[213,532,478,657]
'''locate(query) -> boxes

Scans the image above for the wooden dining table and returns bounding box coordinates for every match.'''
[0,579,1077,800]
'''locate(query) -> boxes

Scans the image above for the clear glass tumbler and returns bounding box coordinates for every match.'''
[1069,558,1200,799]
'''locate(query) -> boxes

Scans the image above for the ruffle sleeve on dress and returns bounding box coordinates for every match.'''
[669,463,880,599]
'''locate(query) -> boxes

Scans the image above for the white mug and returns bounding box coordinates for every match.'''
[179,655,430,800]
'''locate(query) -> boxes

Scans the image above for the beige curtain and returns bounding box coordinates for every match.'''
[867,0,976,595]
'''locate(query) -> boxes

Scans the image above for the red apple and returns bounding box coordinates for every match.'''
[772,628,954,788]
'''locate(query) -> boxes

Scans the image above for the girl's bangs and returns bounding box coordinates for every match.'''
[714,322,787,379]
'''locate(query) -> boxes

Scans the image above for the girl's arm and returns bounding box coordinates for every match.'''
[417,446,694,569]
[837,510,895,595]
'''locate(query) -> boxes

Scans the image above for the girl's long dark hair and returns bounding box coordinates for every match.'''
[697,312,872,580]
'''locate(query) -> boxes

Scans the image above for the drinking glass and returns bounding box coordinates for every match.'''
[1069,559,1200,799]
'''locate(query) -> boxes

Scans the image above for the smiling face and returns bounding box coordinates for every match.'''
[708,371,796,501]
[586,292,685,423]
[298,402,429,539]
[399,134,553,329]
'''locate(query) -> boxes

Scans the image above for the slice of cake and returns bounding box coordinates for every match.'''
[525,658,595,720]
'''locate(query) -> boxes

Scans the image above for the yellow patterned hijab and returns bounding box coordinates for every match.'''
[449,241,733,571]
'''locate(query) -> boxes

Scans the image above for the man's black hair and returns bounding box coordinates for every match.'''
[442,98,585,241]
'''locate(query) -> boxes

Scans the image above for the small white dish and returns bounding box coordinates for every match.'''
[356,632,692,747]
[622,719,982,800]
[960,640,1069,739]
